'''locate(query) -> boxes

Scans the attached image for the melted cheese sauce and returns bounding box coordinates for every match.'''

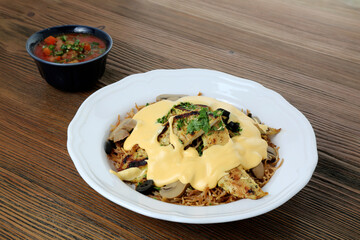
[124,96,267,191]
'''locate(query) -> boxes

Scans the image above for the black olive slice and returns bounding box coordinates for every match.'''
[136,180,155,195]
[217,108,230,124]
[104,140,116,154]
[226,121,240,133]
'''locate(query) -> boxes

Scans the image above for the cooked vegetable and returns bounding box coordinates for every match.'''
[109,118,137,142]
[252,162,265,179]
[156,94,188,101]
[218,166,267,199]
[159,181,189,198]
[44,36,57,45]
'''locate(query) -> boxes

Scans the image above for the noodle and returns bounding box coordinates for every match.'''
[148,186,241,206]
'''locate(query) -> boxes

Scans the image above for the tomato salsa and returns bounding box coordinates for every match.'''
[34,33,106,63]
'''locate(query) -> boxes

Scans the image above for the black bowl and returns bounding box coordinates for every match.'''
[26,25,113,91]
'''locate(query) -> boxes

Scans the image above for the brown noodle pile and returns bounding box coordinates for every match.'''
[149,186,240,206]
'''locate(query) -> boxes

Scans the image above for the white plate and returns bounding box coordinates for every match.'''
[67,69,317,224]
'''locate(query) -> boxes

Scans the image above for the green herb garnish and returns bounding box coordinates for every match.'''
[176,118,186,130]
[157,115,168,124]
[55,50,63,56]
[210,120,225,132]
[187,108,211,134]
[60,44,67,51]
[156,107,175,124]
[74,39,80,46]
[212,109,223,118]
[90,41,99,49]
[179,102,197,110]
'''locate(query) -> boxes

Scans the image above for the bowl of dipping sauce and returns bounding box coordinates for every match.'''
[26,25,112,91]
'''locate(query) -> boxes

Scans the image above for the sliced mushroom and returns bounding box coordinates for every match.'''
[254,124,267,134]
[119,118,137,132]
[111,129,129,142]
[109,118,137,142]
[267,127,281,136]
[159,181,189,199]
[252,162,265,179]
[156,94,187,102]
[252,116,261,124]
[267,146,277,160]
[251,116,269,134]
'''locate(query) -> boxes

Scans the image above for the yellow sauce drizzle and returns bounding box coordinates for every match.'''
[124,96,267,191]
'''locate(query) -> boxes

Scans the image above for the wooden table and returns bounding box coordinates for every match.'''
[1,0,359,239]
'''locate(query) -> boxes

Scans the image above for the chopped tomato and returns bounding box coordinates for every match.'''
[43,47,51,56]
[83,42,91,51]
[55,56,62,61]
[44,36,57,45]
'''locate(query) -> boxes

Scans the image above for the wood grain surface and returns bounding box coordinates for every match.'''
[1,0,359,239]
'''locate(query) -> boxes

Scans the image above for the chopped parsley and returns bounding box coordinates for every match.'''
[55,50,63,56]
[90,41,100,48]
[157,115,169,124]
[212,109,223,118]
[211,120,225,132]
[178,102,197,110]
[60,35,67,42]
[187,108,211,134]
[176,118,186,130]
[156,107,175,124]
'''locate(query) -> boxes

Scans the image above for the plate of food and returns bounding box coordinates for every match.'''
[67,69,317,223]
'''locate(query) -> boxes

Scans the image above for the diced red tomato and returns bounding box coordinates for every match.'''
[83,42,91,51]
[55,56,62,61]
[43,47,51,56]
[44,36,57,45]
